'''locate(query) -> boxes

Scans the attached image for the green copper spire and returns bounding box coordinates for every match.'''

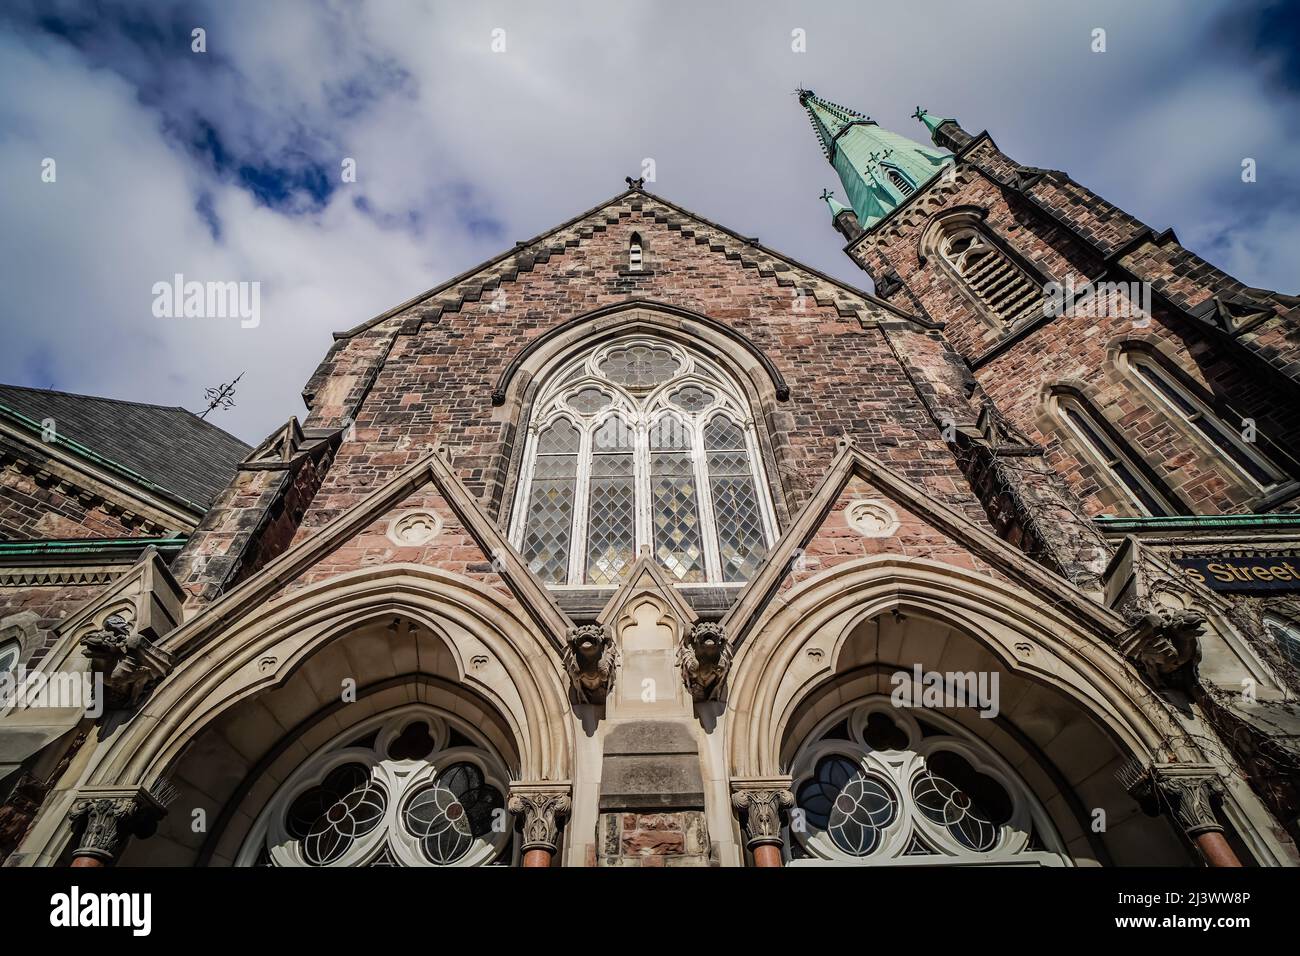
[819,187,849,219]
[912,105,956,139]
[798,90,953,232]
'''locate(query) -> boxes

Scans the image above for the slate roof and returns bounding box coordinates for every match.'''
[0,384,250,509]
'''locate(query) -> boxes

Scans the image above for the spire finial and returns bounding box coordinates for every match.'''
[912,105,926,121]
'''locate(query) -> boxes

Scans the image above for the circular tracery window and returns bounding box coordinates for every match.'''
[790,700,1066,865]
[239,707,512,867]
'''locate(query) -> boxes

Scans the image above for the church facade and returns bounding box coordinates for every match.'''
[2,92,1299,868]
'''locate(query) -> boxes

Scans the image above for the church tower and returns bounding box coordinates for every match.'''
[801,90,1300,851]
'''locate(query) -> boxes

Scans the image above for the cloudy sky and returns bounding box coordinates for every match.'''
[1,0,1297,444]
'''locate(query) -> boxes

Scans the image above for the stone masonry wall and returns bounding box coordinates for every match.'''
[850,138,1300,518]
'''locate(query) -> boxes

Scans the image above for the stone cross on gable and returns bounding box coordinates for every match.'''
[625,176,645,191]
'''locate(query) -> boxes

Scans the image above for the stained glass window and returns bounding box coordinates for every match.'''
[650,416,705,582]
[520,419,579,583]
[585,416,636,585]
[248,709,511,867]
[791,701,1065,865]
[511,337,777,585]
[705,416,767,582]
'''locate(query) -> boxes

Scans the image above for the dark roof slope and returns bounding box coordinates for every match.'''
[0,384,250,509]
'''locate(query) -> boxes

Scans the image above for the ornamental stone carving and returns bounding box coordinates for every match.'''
[67,787,170,864]
[731,784,795,850]
[507,786,572,854]
[677,621,732,701]
[1120,764,1226,838]
[80,613,174,710]
[844,498,900,538]
[1116,602,1205,689]
[563,624,617,704]
[386,509,442,547]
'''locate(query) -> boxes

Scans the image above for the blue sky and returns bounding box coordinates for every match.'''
[1,0,1297,443]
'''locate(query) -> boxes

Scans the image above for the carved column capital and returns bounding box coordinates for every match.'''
[730,777,795,850]
[1121,763,1225,838]
[507,783,572,854]
[67,786,168,864]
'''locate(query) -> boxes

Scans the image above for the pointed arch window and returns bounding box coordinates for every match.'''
[1262,615,1300,669]
[1120,349,1285,490]
[882,165,915,198]
[510,336,778,585]
[790,701,1069,865]
[937,225,1042,329]
[628,233,644,272]
[1051,391,1180,517]
[0,639,18,677]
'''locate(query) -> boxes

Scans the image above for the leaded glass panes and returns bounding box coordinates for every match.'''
[585,416,636,585]
[568,386,613,416]
[797,756,896,857]
[791,702,1061,865]
[512,336,776,585]
[667,384,714,413]
[598,343,680,389]
[286,764,388,866]
[249,709,512,868]
[403,763,504,865]
[521,419,579,583]
[650,416,705,582]
[705,417,767,582]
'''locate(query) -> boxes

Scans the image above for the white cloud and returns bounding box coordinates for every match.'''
[1,0,1296,443]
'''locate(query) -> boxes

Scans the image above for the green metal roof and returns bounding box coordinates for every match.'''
[798,90,953,232]
[1095,514,1300,532]
[0,536,187,558]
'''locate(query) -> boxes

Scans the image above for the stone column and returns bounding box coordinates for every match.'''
[67,788,167,867]
[507,784,572,868]
[1152,768,1242,868]
[731,778,794,868]
[1124,765,1242,867]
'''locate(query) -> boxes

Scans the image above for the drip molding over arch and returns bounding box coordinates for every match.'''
[724,553,1200,780]
[491,300,790,407]
[70,564,575,793]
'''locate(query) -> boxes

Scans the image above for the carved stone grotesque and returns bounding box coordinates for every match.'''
[80,614,173,709]
[1117,603,1205,688]
[677,621,732,701]
[563,623,617,704]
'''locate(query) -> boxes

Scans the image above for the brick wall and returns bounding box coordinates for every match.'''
[851,137,1300,518]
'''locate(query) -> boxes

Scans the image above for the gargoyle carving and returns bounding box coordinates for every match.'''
[80,614,173,709]
[563,624,617,704]
[677,621,732,701]
[1116,602,1204,689]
